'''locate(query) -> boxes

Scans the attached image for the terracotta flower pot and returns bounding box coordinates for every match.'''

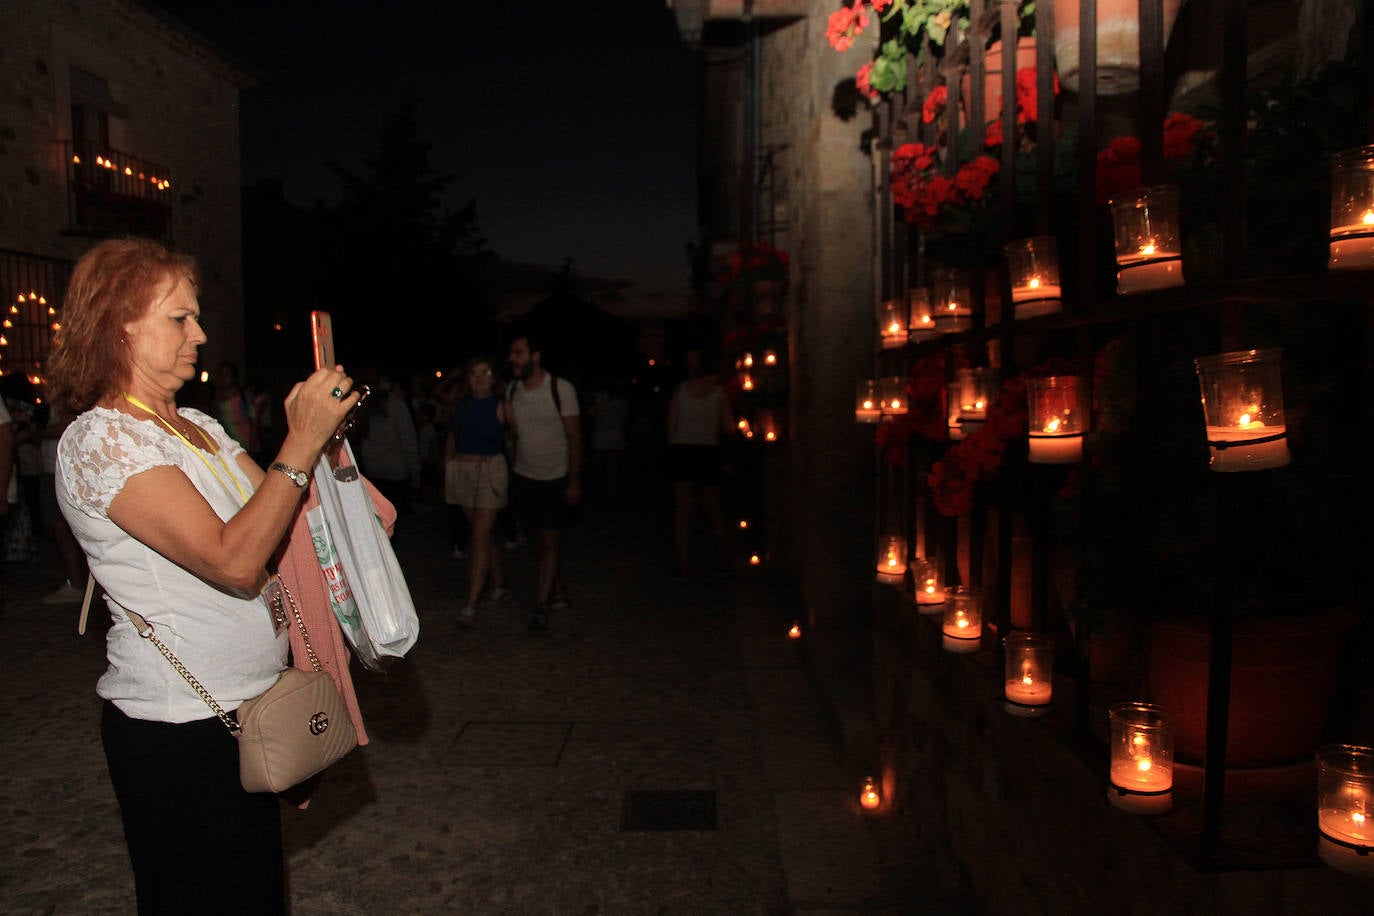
[959,38,1038,127]
[1054,0,1185,95]
[1146,606,1356,768]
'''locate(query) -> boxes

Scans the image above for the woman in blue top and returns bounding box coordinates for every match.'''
[444,356,511,626]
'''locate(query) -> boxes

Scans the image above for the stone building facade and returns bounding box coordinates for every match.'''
[677,1,1371,910]
[0,0,251,381]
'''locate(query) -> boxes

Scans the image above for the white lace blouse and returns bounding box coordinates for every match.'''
[57,406,287,723]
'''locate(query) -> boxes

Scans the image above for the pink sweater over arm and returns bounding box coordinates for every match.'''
[276,468,398,748]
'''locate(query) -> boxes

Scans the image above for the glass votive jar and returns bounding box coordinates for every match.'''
[876,535,908,582]
[880,298,909,349]
[856,379,881,424]
[1329,145,1374,271]
[933,268,972,333]
[956,367,995,434]
[909,287,938,342]
[912,556,946,613]
[1193,348,1290,472]
[1004,236,1063,319]
[1027,375,1087,464]
[1109,186,1184,294]
[1316,744,1374,877]
[941,587,983,654]
[1108,702,1174,815]
[1003,631,1054,717]
[878,376,908,416]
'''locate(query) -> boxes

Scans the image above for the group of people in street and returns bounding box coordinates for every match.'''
[3,235,751,913]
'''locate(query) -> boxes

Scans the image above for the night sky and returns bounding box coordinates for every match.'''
[152,1,701,302]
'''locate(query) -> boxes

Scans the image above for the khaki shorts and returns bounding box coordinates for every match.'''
[445,456,509,510]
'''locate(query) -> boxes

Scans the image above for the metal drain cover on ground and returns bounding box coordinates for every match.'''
[620,790,718,831]
[441,721,572,767]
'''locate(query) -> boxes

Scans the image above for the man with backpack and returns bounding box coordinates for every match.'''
[507,332,582,633]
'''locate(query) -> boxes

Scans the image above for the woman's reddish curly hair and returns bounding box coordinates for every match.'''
[47,238,199,414]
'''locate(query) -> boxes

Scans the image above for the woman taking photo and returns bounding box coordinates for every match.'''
[49,238,361,914]
[444,355,512,627]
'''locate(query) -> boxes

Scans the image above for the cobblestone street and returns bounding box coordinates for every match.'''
[1,483,913,914]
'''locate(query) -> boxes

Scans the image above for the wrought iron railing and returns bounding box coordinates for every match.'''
[63,140,173,240]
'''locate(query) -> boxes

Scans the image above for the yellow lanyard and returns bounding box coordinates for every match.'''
[122,394,250,506]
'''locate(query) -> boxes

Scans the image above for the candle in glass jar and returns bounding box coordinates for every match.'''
[856,381,881,423]
[912,558,944,613]
[941,589,982,654]
[881,320,908,349]
[1315,744,1374,876]
[1003,631,1054,717]
[1108,704,1174,815]
[1116,248,1184,294]
[876,539,908,578]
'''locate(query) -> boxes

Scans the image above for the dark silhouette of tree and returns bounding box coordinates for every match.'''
[318,97,494,369]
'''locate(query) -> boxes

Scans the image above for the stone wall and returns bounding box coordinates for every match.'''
[760,5,879,631]
[871,586,1371,914]
[0,0,248,370]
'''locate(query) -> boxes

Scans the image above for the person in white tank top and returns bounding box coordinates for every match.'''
[667,347,735,580]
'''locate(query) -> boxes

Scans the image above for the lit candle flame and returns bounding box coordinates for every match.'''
[764,352,777,365]
[1363,210,1374,226]
[918,314,933,326]
[1028,277,1041,289]
[750,554,761,566]
[955,614,969,629]
[924,581,936,595]
[1354,812,1367,827]
[1140,242,1157,256]
[788,623,801,639]
[974,399,985,410]
[1137,758,1153,773]
[887,321,901,334]
[1044,417,1061,434]
[862,399,874,410]
[860,777,881,810]
[743,353,754,368]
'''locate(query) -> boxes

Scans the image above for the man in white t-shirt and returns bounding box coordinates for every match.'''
[507,332,581,633]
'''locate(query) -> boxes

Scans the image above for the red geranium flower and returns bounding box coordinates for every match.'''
[922,85,948,125]
[826,4,868,52]
[856,62,879,101]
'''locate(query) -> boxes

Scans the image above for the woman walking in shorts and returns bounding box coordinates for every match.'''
[667,346,734,580]
[445,356,512,627]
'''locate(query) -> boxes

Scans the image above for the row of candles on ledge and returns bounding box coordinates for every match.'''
[877,142,1374,353]
[858,347,1292,472]
[870,545,1371,875]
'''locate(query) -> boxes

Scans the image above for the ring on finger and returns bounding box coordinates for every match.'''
[330,386,344,400]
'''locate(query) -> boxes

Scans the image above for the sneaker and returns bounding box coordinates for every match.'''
[451,546,468,560]
[456,607,477,629]
[42,580,85,605]
[547,590,570,611]
[527,606,549,635]
[483,585,513,608]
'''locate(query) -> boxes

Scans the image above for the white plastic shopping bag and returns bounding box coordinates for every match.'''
[305,504,384,671]
[312,441,420,662]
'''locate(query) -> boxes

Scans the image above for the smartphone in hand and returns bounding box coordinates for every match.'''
[310,311,334,371]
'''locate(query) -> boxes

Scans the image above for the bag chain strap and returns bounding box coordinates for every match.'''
[127,577,322,739]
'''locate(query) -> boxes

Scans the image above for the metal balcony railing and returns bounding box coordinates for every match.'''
[64,140,174,240]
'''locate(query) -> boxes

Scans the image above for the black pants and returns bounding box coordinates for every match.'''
[101,702,285,915]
